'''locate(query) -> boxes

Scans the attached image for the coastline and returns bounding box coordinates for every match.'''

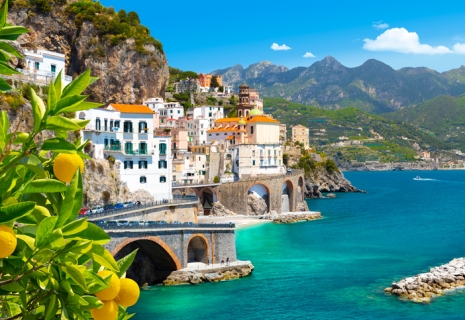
[197,215,271,229]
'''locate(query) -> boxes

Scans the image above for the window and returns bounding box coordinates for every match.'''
[159,143,167,155]
[253,160,256,166]
[123,121,133,133]
[160,176,166,183]
[125,142,133,154]
[209,112,212,117]
[170,110,173,114]
[158,160,167,169]
[139,122,147,133]
[34,62,39,70]
[124,160,133,169]
[140,176,147,184]
[51,65,56,73]
[274,150,277,156]
[178,110,180,114]
[268,149,271,156]
[139,142,147,154]
[139,160,148,169]
[104,119,108,131]
[95,118,101,130]
[114,120,120,129]
[104,138,108,147]
[198,157,201,161]
[250,126,254,134]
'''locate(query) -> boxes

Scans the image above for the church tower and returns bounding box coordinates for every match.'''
[237,84,253,117]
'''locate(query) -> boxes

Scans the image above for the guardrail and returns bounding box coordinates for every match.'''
[80,196,199,220]
[93,222,235,230]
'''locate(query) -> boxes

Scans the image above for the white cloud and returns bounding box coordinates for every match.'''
[271,43,291,51]
[303,52,316,58]
[363,28,452,54]
[453,43,465,54]
[372,21,389,30]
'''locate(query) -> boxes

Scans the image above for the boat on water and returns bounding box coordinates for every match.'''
[413,176,435,181]
[414,176,421,180]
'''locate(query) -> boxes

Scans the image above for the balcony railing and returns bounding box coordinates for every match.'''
[104,146,122,152]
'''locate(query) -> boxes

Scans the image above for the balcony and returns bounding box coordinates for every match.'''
[124,149,151,156]
[84,125,120,133]
[104,145,122,152]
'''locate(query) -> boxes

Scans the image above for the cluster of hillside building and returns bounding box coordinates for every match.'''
[78,84,311,202]
[173,73,233,95]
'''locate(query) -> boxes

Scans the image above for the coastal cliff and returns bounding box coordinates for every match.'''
[8,1,169,104]
[304,166,363,198]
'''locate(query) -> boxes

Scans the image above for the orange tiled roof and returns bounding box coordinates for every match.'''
[214,117,240,123]
[226,135,235,140]
[247,115,279,124]
[109,104,155,114]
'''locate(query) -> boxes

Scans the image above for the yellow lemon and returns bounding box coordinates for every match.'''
[0,225,17,259]
[115,278,140,307]
[53,153,84,183]
[96,270,121,301]
[90,300,118,320]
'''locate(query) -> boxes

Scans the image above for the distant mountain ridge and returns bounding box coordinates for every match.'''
[211,57,465,114]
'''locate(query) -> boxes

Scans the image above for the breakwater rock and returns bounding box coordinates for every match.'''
[163,262,254,286]
[273,212,322,224]
[384,258,465,302]
[304,169,365,199]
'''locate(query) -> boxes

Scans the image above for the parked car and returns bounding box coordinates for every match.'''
[104,204,115,211]
[91,206,104,214]
[117,220,129,226]
[183,222,196,226]
[79,208,90,215]
[106,221,118,228]
[114,203,124,210]
[145,221,159,227]
[123,201,135,208]
[90,220,106,226]
[155,220,168,225]
[172,221,182,225]
[128,221,140,227]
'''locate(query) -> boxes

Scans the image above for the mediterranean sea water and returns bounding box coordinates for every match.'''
[131,171,465,319]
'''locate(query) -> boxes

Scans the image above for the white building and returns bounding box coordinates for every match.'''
[143,97,185,127]
[79,104,172,201]
[184,106,224,145]
[19,49,72,86]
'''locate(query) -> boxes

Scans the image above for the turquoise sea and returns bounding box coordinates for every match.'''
[131,171,465,319]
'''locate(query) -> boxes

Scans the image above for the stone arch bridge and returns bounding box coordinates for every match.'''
[172,170,307,215]
[105,225,236,286]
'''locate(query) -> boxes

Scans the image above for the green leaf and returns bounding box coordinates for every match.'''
[53,95,88,114]
[44,294,57,320]
[116,249,139,278]
[81,296,103,309]
[0,110,9,150]
[0,26,29,40]
[35,216,57,248]
[46,229,66,249]
[31,88,46,133]
[58,101,103,114]
[89,76,99,85]
[0,77,11,92]
[18,155,46,178]
[23,179,67,194]
[41,138,77,153]
[62,264,87,291]
[57,169,82,228]
[0,201,35,223]
[45,116,89,131]
[0,2,8,29]
[54,70,63,98]
[0,42,22,58]
[68,222,110,244]
[47,81,58,112]
[0,61,20,75]
[83,271,110,294]
[62,69,91,98]
[76,138,90,152]
[61,218,88,236]
[90,245,119,272]
[16,234,35,250]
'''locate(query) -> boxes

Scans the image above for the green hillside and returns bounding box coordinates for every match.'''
[265,97,450,163]
[385,95,465,150]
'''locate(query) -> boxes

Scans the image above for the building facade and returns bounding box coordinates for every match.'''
[79,104,172,201]
[291,124,310,148]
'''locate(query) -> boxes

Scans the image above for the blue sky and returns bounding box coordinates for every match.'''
[100,0,465,73]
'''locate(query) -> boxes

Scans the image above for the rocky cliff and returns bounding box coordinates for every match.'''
[8,1,169,104]
[304,168,363,198]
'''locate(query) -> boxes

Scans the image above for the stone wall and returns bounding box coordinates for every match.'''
[217,170,307,215]
[103,204,198,223]
[106,228,236,268]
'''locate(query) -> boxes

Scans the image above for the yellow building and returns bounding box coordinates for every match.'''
[291,124,309,148]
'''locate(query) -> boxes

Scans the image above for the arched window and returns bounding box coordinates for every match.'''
[140,176,147,184]
[160,176,166,183]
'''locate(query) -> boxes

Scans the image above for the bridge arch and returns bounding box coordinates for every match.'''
[282,179,294,213]
[172,190,182,198]
[186,234,210,265]
[186,188,198,197]
[112,236,182,286]
[199,187,217,216]
[247,183,270,215]
[298,176,304,203]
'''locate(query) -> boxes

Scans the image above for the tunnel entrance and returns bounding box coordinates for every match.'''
[114,238,180,286]
[187,235,208,263]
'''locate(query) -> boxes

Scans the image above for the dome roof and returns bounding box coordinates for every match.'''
[238,117,246,125]
[249,108,262,116]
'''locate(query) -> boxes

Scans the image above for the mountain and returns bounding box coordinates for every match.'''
[8,0,169,104]
[384,95,465,150]
[212,57,465,114]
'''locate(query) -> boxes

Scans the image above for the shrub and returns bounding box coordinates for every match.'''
[98,163,105,174]
[102,190,111,203]
[213,175,220,183]
[107,155,115,166]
